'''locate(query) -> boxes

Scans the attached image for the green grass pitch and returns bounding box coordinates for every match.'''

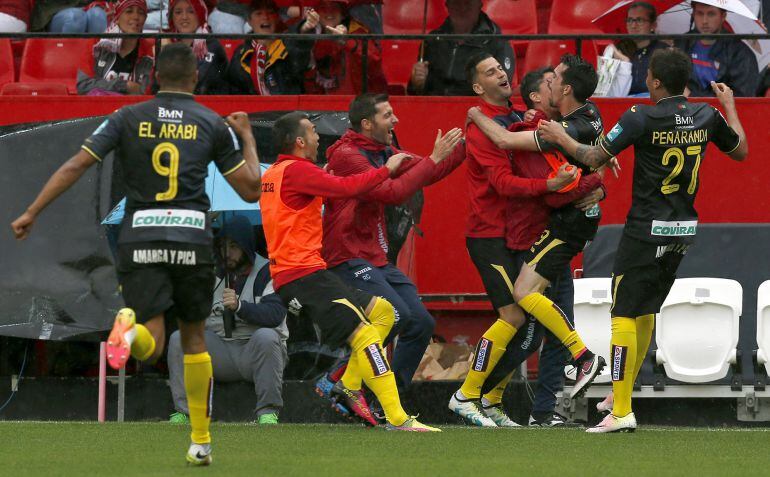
[1,422,769,476]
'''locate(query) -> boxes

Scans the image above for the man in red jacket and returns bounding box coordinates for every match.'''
[318,93,464,408]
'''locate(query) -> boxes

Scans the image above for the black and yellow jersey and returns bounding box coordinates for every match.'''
[599,95,741,244]
[82,91,245,244]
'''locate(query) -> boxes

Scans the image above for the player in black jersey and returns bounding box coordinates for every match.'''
[538,48,747,433]
[11,44,262,464]
[467,54,613,399]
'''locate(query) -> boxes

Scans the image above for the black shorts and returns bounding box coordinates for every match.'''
[466,237,523,310]
[524,228,586,283]
[610,234,689,317]
[116,241,215,324]
[277,270,374,349]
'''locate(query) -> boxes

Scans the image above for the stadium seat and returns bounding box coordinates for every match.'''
[382,40,420,94]
[383,0,445,34]
[519,40,597,81]
[0,39,13,89]
[756,281,770,376]
[485,0,537,36]
[656,278,742,383]
[569,278,613,383]
[19,39,97,94]
[219,39,241,61]
[1,82,69,96]
[547,0,607,34]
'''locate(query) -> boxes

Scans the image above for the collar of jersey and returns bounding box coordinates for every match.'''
[656,94,687,104]
[563,102,589,119]
[157,90,195,98]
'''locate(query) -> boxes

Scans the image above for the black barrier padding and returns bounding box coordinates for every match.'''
[584,223,770,385]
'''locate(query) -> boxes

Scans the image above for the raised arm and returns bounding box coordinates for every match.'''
[468,107,540,151]
[711,82,748,161]
[223,112,262,202]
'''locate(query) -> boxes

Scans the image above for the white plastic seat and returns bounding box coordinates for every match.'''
[756,280,770,376]
[656,278,742,383]
[567,278,613,383]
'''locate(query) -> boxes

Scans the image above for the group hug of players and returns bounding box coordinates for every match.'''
[10,41,747,465]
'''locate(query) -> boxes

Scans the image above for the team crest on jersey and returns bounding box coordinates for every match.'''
[606,123,623,142]
[287,298,302,316]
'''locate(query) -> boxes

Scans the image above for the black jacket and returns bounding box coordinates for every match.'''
[408,12,514,96]
[675,32,759,97]
[226,27,311,95]
[151,39,231,95]
[76,43,154,95]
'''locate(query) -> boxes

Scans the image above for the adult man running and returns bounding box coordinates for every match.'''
[538,48,747,432]
[11,43,262,465]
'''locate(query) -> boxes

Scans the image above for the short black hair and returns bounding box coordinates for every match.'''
[520,67,554,110]
[649,48,691,95]
[559,54,598,102]
[249,0,277,14]
[465,51,495,86]
[627,1,657,22]
[273,111,309,154]
[156,43,197,87]
[348,93,389,132]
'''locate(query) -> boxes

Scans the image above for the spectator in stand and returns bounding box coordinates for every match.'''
[76,0,154,95]
[675,1,759,97]
[226,0,311,95]
[299,0,387,94]
[408,0,514,96]
[158,0,230,94]
[30,0,108,33]
[167,217,288,426]
[208,0,250,33]
[0,0,31,31]
[602,2,668,97]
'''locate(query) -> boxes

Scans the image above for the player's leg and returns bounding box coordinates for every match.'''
[178,319,214,464]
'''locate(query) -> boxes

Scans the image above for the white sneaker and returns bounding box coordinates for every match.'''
[448,393,497,427]
[482,404,521,427]
[186,443,212,466]
[596,392,614,413]
[586,412,637,433]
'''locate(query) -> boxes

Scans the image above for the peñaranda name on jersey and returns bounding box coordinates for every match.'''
[651,220,697,237]
[132,209,205,229]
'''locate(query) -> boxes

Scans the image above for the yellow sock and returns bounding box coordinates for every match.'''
[130,324,156,361]
[460,319,517,399]
[633,314,655,380]
[184,352,213,444]
[368,297,396,342]
[519,293,586,359]
[482,371,515,405]
[348,324,409,426]
[340,353,363,392]
[610,317,636,417]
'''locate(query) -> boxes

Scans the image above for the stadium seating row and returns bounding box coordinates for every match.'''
[571,277,770,385]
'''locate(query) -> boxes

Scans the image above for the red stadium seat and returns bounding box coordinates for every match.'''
[383,0,445,34]
[1,82,69,96]
[547,0,607,34]
[0,39,14,89]
[382,40,420,94]
[19,39,97,94]
[520,40,598,81]
[485,0,537,34]
[219,39,241,61]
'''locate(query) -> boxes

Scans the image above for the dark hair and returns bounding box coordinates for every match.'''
[348,93,389,132]
[520,67,554,110]
[249,0,277,14]
[273,111,309,154]
[156,42,197,86]
[465,51,495,86]
[649,48,691,95]
[628,1,657,22]
[559,54,598,102]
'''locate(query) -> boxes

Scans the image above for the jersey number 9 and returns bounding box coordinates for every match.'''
[661,145,702,195]
[152,142,180,201]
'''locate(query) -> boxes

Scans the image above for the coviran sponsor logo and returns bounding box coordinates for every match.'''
[132,209,206,229]
[651,220,697,236]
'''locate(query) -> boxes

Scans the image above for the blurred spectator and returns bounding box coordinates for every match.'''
[758,64,770,95]
[144,0,168,31]
[675,1,759,97]
[167,217,288,425]
[209,0,250,33]
[158,0,230,94]
[300,0,387,95]
[225,0,311,95]
[408,0,514,96]
[602,2,668,97]
[76,0,154,95]
[0,0,31,31]
[30,0,108,32]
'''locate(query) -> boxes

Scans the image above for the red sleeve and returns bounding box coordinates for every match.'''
[281,160,390,208]
[467,126,549,198]
[423,141,466,186]
[544,172,603,208]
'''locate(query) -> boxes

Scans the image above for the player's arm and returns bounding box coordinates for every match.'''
[536,120,612,170]
[711,82,748,161]
[221,112,262,202]
[11,149,98,240]
[290,154,409,199]
[468,107,539,151]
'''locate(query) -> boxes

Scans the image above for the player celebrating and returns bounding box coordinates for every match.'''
[464,54,609,400]
[538,48,747,433]
[10,44,263,465]
[260,111,439,432]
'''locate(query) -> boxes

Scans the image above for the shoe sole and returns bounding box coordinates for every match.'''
[106,309,135,370]
[571,357,606,400]
[448,406,497,427]
[587,426,636,434]
[330,393,377,427]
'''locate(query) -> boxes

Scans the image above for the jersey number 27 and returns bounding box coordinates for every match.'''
[661,145,702,195]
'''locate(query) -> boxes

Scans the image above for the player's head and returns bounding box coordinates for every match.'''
[349,93,397,146]
[647,48,691,99]
[549,54,598,109]
[520,67,556,118]
[692,1,727,35]
[155,42,198,93]
[273,111,320,161]
[466,51,512,105]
